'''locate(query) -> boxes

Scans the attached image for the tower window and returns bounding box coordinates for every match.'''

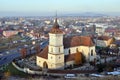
[51,48,53,52]
[59,47,60,52]
[59,56,60,59]
[69,49,70,54]
[51,56,52,59]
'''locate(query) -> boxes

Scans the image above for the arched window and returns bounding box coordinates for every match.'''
[43,61,48,69]
[69,49,70,54]
[91,49,93,56]
[76,48,79,52]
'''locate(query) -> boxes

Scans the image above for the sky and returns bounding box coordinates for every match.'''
[0,0,120,16]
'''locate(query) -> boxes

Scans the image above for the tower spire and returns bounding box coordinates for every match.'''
[49,11,63,34]
[53,11,59,29]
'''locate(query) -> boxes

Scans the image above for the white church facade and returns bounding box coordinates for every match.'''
[36,18,96,69]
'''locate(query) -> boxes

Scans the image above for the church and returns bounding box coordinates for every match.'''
[36,18,96,69]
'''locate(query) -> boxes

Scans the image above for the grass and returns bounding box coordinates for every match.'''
[4,63,29,77]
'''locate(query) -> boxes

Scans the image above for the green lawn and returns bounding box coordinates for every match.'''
[4,63,29,77]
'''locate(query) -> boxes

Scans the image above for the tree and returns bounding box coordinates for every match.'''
[96,64,106,72]
[114,45,119,57]
[8,36,13,49]
[35,45,41,54]
[4,70,11,78]
[20,48,27,58]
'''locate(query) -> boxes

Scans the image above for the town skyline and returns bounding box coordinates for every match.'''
[0,0,120,16]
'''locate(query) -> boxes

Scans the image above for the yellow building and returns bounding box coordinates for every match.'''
[36,18,96,69]
[96,36,115,47]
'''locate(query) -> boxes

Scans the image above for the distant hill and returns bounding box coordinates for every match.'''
[62,12,107,17]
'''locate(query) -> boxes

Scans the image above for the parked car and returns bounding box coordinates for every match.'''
[6,51,10,54]
[65,74,77,78]
[107,71,120,75]
[0,54,3,56]
[90,74,104,77]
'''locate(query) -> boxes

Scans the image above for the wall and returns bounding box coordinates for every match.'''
[49,33,63,46]
[64,46,96,62]
[48,53,64,69]
[48,45,64,54]
[66,61,74,67]
[36,56,48,68]
[37,55,64,69]
[12,62,42,75]
[96,40,107,47]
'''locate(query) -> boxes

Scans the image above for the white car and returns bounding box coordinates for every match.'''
[107,71,120,75]
[6,51,10,54]
[90,74,104,77]
[0,54,3,56]
[31,46,35,50]
[24,45,28,47]
[65,74,77,78]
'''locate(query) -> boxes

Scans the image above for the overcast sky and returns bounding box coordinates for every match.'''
[0,0,120,16]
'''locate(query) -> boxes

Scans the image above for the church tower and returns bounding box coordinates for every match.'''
[48,18,64,69]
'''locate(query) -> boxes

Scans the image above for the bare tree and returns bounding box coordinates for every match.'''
[20,48,27,58]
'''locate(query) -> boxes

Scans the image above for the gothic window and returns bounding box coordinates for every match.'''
[91,49,93,56]
[51,56,52,59]
[76,48,79,52]
[69,49,70,54]
[59,56,60,59]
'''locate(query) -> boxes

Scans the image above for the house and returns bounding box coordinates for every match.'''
[95,36,115,48]
[3,30,18,38]
[36,18,96,70]
[96,27,105,36]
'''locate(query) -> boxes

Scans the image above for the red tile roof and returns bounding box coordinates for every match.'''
[65,54,75,62]
[97,36,111,40]
[64,36,94,48]
[49,18,63,34]
[50,28,63,34]
[37,46,48,59]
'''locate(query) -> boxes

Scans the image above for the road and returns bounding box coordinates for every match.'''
[0,40,48,67]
